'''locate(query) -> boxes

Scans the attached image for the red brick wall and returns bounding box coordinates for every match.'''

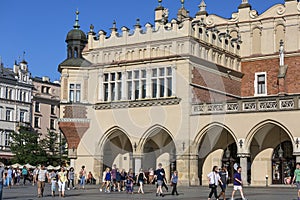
[192,67,241,103]
[241,55,300,97]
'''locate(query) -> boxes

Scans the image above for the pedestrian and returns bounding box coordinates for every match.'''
[111,164,117,191]
[104,167,112,193]
[170,170,179,196]
[207,166,222,200]
[99,168,107,192]
[6,166,13,189]
[22,166,29,185]
[79,165,87,189]
[120,169,126,191]
[0,162,5,200]
[32,167,38,186]
[148,168,154,184]
[67,167,75,190]
[58,167,67,198]
[136,168,146,194]
[218,166,228,200]
[36,164,49,198]
[292,163,300,200]
[49,169,57,197]
[116,168,121,192]
[154,163,165,197]
[125,175,134,194]
[231,166,247,200]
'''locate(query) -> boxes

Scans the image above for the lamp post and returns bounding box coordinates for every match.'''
[265,175,269,187]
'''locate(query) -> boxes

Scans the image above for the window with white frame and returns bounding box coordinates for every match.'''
[151,67,172,98]
[5,132,10,147]
[0,106,2,120]
[254,72,267,96]
[102,66,174,102]
[20,110,26,122]
[6,109,12,121]
[69,84,81,102]
[103,72,122,101]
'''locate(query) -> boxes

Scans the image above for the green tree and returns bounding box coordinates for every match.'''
[10,126,47,166]
[39,129,61,166]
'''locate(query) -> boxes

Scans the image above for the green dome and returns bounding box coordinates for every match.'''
[66,29,87,42]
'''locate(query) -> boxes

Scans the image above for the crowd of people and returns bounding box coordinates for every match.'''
[0,162,180,198]
[98,163,179,197]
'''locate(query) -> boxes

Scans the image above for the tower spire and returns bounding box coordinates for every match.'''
[181,0,185,8]
[199,0,206,12]
[158,0,162,7]
[73,9,80,29]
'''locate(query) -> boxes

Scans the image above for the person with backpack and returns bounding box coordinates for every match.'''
[22,166,29,185]
[36,164,49,198]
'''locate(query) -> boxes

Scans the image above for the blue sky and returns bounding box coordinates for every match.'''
[0,0,284,82]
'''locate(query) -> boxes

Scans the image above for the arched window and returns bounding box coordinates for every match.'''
[74,47,79,58]
[68,48,72,58]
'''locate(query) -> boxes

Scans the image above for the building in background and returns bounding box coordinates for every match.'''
[58,0,300,186]
[32,76,60,138]
[0,60,32,163]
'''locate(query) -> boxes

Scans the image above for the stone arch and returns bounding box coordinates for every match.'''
[245,119,295,185]
[98,126,133,154]
[193,122,238,151]
[245,119,294,151]
[194,122,238,185]
[138,124,175,152]
[139,124,176,179]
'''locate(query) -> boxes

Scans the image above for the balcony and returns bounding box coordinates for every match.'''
[191,95,300,115]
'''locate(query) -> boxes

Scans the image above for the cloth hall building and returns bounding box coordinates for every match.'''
[58,0,300,186]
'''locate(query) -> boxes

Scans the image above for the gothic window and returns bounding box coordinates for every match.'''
[254,72,267,96]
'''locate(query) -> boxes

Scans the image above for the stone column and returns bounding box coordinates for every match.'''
[189,154,200,186]
[133,154,143,175]
[176,154,190,186]
[238,154,250,185]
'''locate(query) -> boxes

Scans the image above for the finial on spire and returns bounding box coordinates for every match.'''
[181,0,185,8]
[199,0,206,12]
[242,0,248,4]
[158,0,162,6]
[135,18,141,29]
[73,9,80,29]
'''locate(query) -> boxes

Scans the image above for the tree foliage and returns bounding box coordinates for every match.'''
[10,127,68,166]
[10,126,47,166]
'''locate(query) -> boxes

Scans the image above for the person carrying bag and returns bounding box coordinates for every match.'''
[207,166,222,200]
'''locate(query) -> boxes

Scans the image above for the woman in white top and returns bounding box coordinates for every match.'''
[207,166,222,200]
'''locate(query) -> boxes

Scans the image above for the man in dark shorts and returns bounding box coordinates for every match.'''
[218,166,228,200]
[154,163,165,197]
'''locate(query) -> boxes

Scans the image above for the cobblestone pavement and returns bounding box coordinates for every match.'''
[2,183,298,200]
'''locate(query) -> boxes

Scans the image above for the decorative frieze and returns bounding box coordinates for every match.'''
[93,97,181,110]
[191,95,300,115]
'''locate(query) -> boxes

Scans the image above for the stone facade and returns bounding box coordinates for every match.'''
[58,0,300,186]
[32,77,61,139]
[0,60,32,163]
